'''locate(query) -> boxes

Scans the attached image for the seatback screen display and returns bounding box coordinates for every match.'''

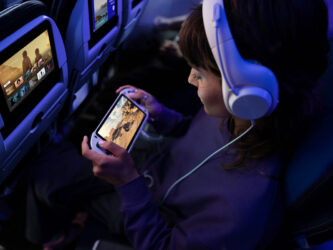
[92,0,116,32]
[0,30,55,112]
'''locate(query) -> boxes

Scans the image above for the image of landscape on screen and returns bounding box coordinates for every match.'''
[98,96,145,149]
[0,30,54,111]
[93,0,116,31]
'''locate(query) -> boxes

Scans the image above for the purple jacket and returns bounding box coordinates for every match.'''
[116,108,284,250]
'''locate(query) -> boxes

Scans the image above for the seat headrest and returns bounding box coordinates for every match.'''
[0,0,47,41]
[39,0,77,37]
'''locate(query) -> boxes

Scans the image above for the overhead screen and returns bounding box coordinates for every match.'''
[88,0,118,48]
[0,21,59,138]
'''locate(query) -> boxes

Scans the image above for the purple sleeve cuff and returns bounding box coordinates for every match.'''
[152,105,193,136]
[115,176,152,208]
[152,105,184,134]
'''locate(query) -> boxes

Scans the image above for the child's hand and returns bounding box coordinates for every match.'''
[116,85,163,119]
[82,136,139,186]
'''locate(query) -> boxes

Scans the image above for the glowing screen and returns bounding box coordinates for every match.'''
[92,0,116,32]
[0,30,55,112]
[97,95,146,150]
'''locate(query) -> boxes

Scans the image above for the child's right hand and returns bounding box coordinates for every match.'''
[116,85,163,119]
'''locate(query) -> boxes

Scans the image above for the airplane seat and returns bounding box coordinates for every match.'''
[115,0,149,46]
[268,17,333,250]
[36,0,80,38]
[0,1,45,41]
[38,0,123,119]
[0,0,68,187]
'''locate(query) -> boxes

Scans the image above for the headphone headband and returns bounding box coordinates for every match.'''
[203,0,279,120]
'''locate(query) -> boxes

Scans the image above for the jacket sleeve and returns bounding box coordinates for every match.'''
[115,176,209,250]
[115,172,282,250]
[151,105,192,137]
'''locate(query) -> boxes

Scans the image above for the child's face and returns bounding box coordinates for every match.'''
[188,67,228,118]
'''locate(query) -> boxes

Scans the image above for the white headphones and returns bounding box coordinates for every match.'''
[202,0,279,120]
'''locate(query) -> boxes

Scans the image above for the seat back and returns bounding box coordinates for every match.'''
[279,3,333,245]
[0,0,68,186]
[40,0,123,116]
[115,0,149,46]
[265,2,333,248]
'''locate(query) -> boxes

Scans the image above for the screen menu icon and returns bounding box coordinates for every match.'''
[37,67,46,80]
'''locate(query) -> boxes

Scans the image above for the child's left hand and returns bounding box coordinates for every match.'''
[81,136,139,186]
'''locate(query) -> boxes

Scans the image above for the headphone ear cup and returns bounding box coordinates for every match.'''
[227,86,273,120]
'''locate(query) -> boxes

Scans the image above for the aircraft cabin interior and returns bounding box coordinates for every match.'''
[0,0,333,249]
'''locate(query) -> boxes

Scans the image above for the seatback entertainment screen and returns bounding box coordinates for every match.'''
[0,30,55,112]
[92,0,116,32]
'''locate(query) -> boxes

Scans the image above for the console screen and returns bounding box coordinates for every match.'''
[97,95,146,150]
[0,30,55,112]
[92,0,116,32]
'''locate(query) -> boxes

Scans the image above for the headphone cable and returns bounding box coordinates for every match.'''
[160,119,256,204]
